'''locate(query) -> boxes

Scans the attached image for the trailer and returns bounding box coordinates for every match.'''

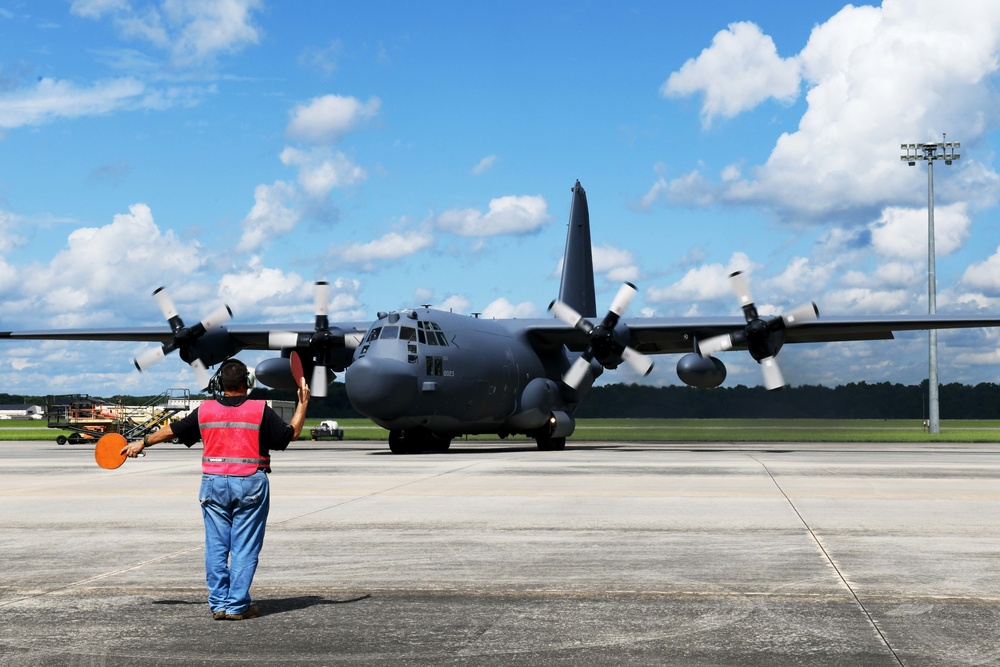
[310,420,345,441]
[47,390,191,445]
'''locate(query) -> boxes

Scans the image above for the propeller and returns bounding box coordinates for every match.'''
[133,287,233,388]
[548,282,653,390]
[267,281,343,398]
[698,271,818,390]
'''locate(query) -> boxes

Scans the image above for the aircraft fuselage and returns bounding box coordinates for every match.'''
[344,308,584,452]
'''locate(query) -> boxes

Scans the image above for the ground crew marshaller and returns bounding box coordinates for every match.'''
[123,358,310,620]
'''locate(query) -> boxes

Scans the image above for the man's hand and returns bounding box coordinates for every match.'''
[289,377,311,440]
[121,441,145,458]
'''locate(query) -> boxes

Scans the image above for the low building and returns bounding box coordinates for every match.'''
[0,404,45,420]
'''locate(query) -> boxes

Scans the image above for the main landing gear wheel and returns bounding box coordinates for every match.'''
[535,433,566,451]
[388,430,412,454]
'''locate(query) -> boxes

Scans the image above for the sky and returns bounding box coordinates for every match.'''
[3,0,1000,398]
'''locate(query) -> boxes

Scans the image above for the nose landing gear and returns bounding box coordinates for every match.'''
[387,428,452,454]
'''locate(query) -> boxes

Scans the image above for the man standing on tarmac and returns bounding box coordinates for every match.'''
[122,358,310,621]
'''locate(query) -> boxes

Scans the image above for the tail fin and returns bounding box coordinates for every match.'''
[557,180,596,318]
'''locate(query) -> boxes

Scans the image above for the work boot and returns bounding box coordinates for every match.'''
[225,605,260,621]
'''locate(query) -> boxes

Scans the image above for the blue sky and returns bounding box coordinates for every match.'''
[3,0,1000,397]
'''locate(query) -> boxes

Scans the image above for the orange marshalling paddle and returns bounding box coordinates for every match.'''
[94,433,144,469]
[290,350,306,388]
[94,433,128,469]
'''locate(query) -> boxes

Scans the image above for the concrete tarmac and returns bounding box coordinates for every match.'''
[2,438,1000,666]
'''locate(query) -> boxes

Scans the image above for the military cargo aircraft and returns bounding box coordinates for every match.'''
[4,180,1000,453]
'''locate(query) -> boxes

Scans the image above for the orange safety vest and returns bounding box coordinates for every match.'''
[199,400,269,475]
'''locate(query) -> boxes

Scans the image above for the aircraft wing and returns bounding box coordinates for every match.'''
[8,314,1000,354]
[0,322,373,349]
[0,326,178,344]
[525,314,1000,355]
[631,314,1000,354]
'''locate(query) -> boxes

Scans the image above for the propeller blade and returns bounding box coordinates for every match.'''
[134,346,166,372]
[190,358,211,390]
[609,282,637,316]
[268,331,301,349]
[200,304,233,330]
[314,280,330,316]
[699,334,734,357]
[563,355,592,389]
[621,346,653,377]
[152,286,179,321]
[311,364,328,398]
[549,299,588,330]
[781,302,819,327]
[760,356,785,391]
[730,271,754,308]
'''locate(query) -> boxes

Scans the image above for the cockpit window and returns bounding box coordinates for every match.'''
[381,326,399,340]
[365,327,382,343]
[400,326,416,342]
[417,320,448,346]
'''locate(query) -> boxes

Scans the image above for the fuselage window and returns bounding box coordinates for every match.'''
[425,356,444,376]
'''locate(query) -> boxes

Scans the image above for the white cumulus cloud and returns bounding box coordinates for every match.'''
[237,181,301,253]
[659,1,1000,223]
[481,297,539,319]
[961,245,1000,296]
[279,146,367,198]
[646,252,754,304]
[661,21,800,127]
[71,0,263,67]
[286,94,381,145]
[870,204,971,260]
[338,230,434,268]
[437,195,550,237]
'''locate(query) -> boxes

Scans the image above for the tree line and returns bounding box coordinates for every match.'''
[7,380,999,420]
[574,381,1000,420]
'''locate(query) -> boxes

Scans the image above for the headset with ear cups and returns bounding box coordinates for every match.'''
[208,358,255,396]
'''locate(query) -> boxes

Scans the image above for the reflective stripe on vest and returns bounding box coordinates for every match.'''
[199,400,269,475]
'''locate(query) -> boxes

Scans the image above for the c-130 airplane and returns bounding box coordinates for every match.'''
[5,180,1000,454]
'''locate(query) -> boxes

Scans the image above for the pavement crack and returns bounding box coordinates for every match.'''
[271,461,484,526]
[0,546,203,608]
[749,453,905,667]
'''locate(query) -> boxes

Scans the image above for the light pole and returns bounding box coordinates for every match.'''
[901,138,960,434]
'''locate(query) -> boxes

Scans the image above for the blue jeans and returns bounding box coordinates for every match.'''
[199,470,270,614]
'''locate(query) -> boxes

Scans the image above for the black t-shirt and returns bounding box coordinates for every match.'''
[171,396,295,460]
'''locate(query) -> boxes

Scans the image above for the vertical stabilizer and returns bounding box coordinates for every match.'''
[557,180,596,318]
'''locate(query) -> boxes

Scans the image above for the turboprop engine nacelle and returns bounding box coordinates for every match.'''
[676,353,727,388]
[255,356,298,390]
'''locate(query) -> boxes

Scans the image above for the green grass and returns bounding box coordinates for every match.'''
[5,418,1000,443]
[565,419,1000,443]
[296,418,1000,443]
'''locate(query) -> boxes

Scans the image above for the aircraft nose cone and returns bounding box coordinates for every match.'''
[345,355,417,420]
